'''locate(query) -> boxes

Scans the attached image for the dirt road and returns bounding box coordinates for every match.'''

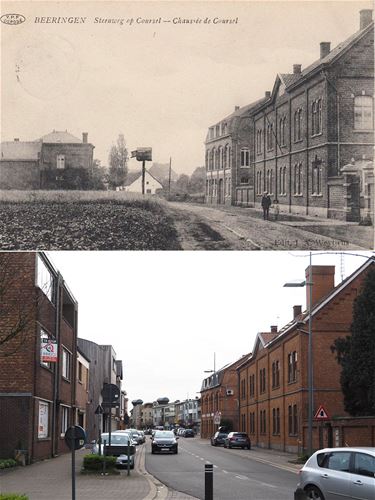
[166,202,374,251]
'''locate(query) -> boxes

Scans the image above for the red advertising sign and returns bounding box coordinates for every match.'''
[41,338,58,362]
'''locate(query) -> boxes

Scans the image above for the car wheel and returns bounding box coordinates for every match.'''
[304,486,325,500]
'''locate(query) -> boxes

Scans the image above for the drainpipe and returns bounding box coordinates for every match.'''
[321,70,340,174]
[52,272,62,457]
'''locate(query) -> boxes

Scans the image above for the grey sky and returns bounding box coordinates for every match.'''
[47,251,373,408]
[2,0,372,174]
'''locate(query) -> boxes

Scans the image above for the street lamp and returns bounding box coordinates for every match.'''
[284,252,313,456]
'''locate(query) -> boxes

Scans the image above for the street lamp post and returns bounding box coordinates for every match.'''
[284,251,313,456]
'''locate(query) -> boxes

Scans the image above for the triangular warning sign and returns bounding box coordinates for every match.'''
[314,405,330,420]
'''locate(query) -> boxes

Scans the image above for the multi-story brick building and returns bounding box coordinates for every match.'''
[237,259,375,454]
[200,357,247,439]
[0,130,94,189]
[204,98,268,206]
[0,252,78,462]
[205,10,374,222]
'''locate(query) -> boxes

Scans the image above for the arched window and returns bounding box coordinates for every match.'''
[294,108,302,141]
[317,99,322,134]
[311,101,317,135]
[354,95,373,130]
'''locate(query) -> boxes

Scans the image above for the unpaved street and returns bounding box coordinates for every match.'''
[166,202,374,251]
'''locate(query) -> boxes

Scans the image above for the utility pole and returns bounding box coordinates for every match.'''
[168,157,172,198]
[142,160,146,195]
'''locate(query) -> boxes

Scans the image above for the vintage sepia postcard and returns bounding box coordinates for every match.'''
[0,0,374,250]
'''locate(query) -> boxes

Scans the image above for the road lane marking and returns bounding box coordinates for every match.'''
[222,470,228,474]
[235,475,248,480]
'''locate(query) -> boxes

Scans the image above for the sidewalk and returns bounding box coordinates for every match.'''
[0,442,301,499]
[0,445,197,500]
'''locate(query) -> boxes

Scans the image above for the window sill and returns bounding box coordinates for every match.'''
[311,194,323,197]
[311,132,323,138]
[62,376,71,383]
[37,437,51,442]
[293,194,303,197]
[40,363,54,373]
[287,379,297,385]
[353,129,374,133]
[294,139,303,144]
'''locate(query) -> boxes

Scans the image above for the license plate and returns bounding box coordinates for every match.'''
[161,447,170,451]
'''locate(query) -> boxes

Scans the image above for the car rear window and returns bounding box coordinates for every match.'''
[234,433,248,437]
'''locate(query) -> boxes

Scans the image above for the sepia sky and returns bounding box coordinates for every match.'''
[47,251,373,407]
[1,0,373,175]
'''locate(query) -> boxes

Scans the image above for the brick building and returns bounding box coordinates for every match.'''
[200,357,247,439]
[237,259,375,454]
[205,10,374,222]
[0,252,78,462]
[204,98,268,205]
[0,130,94,189]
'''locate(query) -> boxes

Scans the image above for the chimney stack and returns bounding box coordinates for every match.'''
[82,132,88,144]
[320,42,331,59]
[270,325,278,333]
[305,265,335,310]
[14,138,19,142]
[234,106,240,111]
[293,64,302,74]
[293,305,302,319]
[265,91,271,98]
[360,9,373,30]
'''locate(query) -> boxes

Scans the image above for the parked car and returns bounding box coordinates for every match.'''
[210,431,228,446]
[138,430,146,444]
[224,432,251,450]
[151,430,178,454]
[92,432,136,469]
[184,429,195,438]
[296,447,375,500]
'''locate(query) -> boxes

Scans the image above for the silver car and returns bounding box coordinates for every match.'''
[297,447,375,500]
[92,432,137,469]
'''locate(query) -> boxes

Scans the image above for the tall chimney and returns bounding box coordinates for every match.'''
[293,64,302,74]
[293,305,302,319]
[270,325,278,333]
[360,9,373,30]
[320,42,331,59]
[82,132,88,144]
[265,91,271,98]
[305,265,335,310]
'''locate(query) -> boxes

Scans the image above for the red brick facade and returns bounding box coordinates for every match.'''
[200,357,245,438]
[237,261,375,453]
[0,252,78,462]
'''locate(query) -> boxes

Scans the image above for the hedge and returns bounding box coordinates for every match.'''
[0,495,29,500]
[0,459,17,469]
[83,454,117,471]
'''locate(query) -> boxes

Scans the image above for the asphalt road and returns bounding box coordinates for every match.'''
[165,202,373,251]
[145,437,298,500]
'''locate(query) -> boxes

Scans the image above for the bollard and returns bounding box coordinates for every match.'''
[294,487,308,500]
[204,463,213,500]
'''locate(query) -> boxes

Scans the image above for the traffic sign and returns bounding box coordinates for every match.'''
[101,383,120,403]
[65,425,86,450]
[213,411,221,425]
[94,404,104,415]
[314,405,330,420]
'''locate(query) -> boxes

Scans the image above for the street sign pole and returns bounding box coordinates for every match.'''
[142,160,146,195]
[71,426,76,500]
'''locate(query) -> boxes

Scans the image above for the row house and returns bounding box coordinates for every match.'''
[78,338,127,442]
[175,398,201,432]
[205,10,374,222]
[200,357,246,439]
[237,260,374,454]
[0,252,78,462]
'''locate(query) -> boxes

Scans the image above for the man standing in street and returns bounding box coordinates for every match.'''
[261,191,272,220]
